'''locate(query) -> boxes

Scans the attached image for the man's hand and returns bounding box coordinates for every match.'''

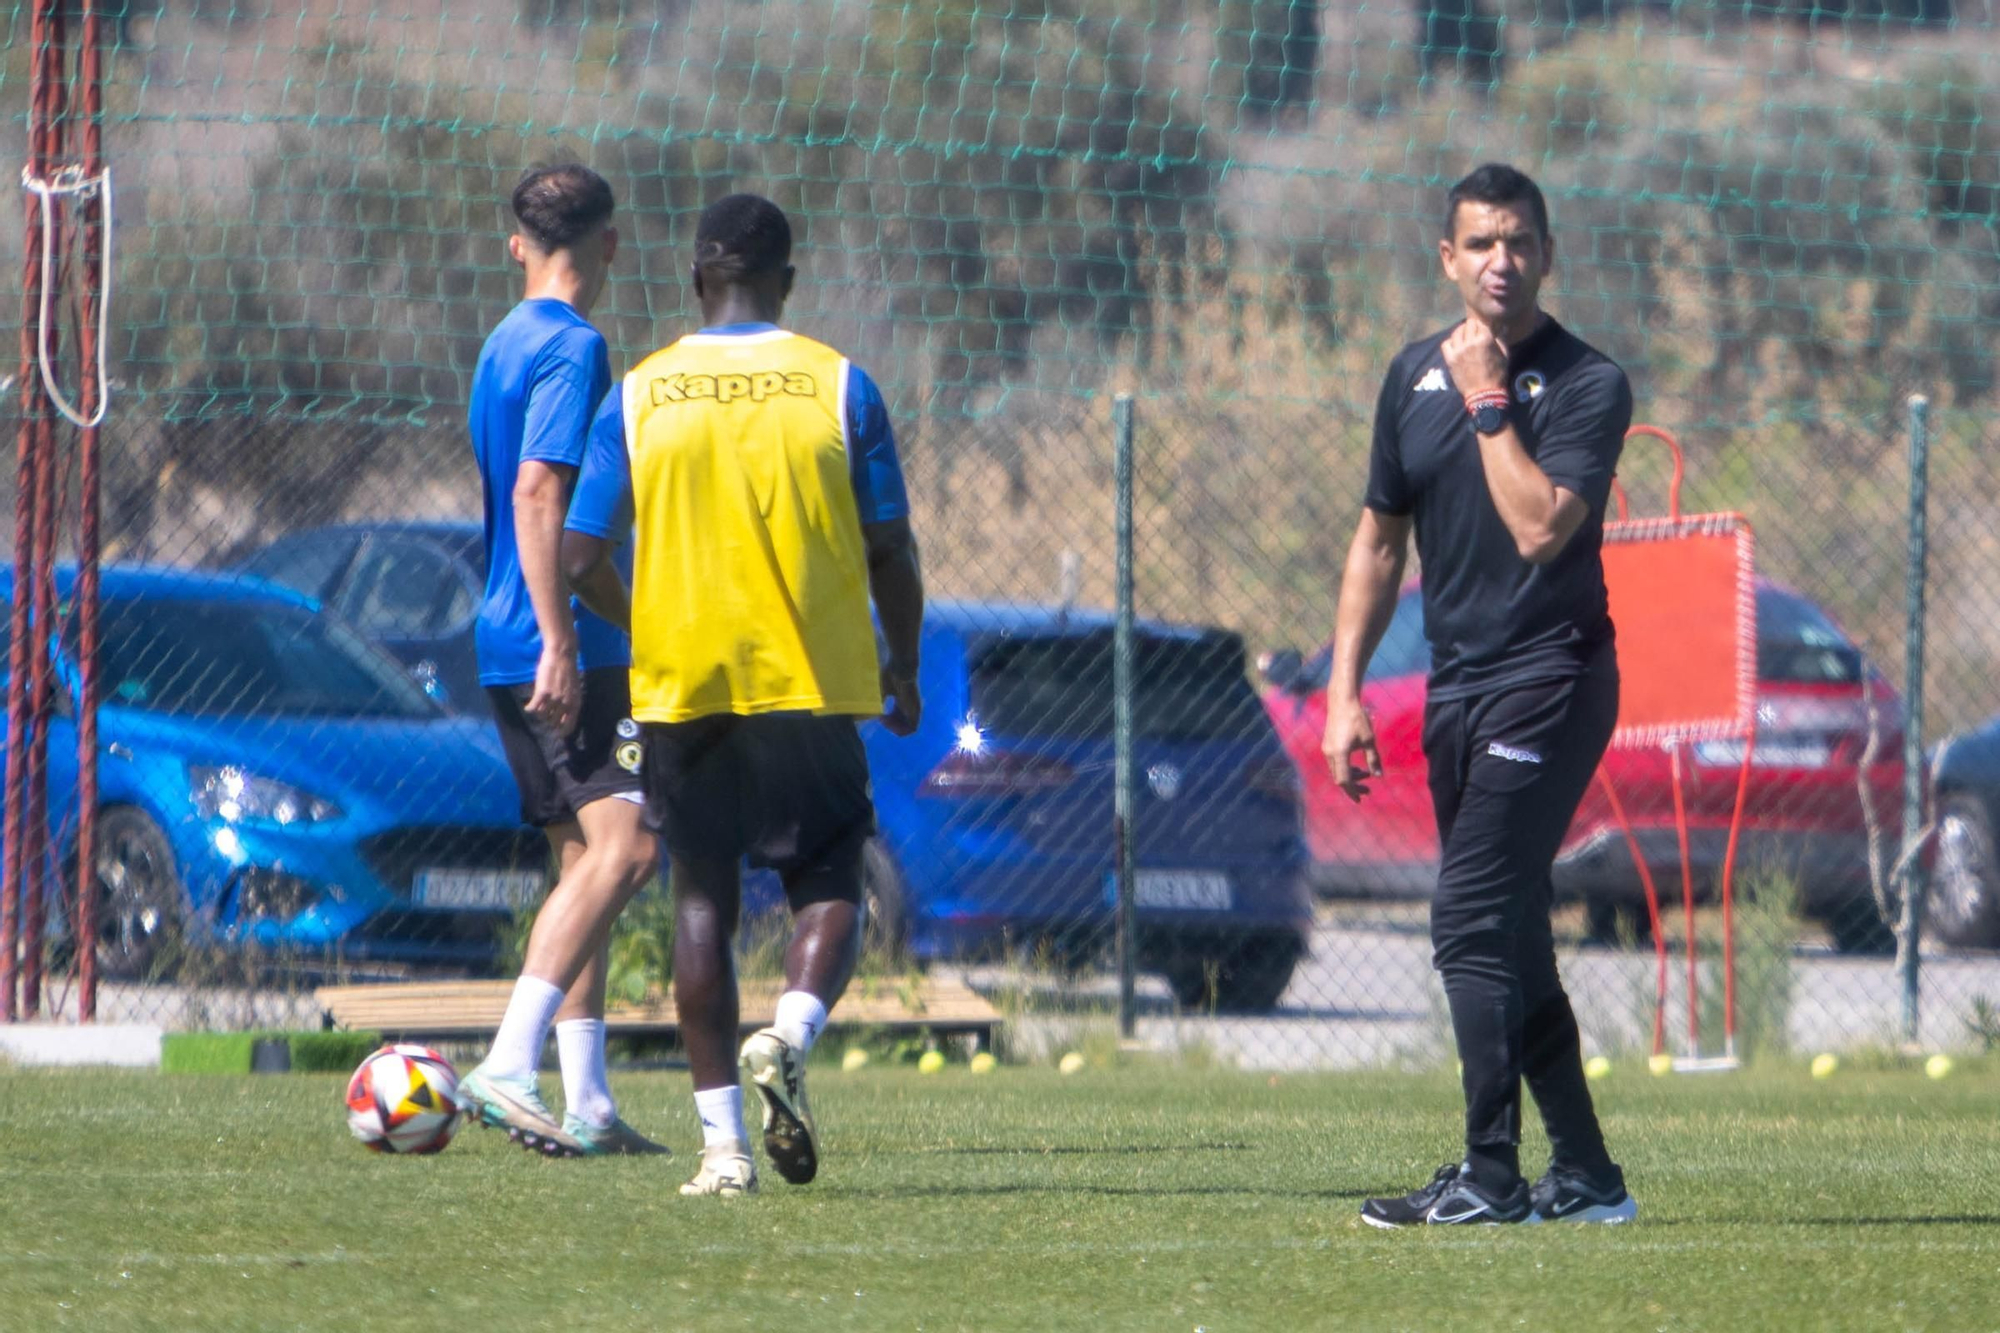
[880,661,921,737]
[1321,696,1383,803]
[1441,317,1508,396]
[525,638,582,735]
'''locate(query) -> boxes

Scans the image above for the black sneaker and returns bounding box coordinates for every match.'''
[1361,1163,1533,1229]
[1528,1163,1638,1224]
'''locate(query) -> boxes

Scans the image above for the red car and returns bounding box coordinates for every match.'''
[1258,580,1904,952]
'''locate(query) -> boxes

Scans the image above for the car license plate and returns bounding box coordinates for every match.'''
[413,869,547,911]
[1107,871,1234,911]
[1694,739,1832,769]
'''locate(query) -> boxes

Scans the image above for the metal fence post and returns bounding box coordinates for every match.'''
[1113,393,1137,1041]
[1899,393,1931,1047]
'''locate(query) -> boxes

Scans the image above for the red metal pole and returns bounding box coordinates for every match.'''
[20,0,71,1018]
[1598,769,1670,1058]
[74,0,106,1020]
[3,0,59,1023]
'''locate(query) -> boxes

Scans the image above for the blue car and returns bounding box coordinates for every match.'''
[7,565,542,978]
[860,601,1312,1011]
[235,523,1312,1010]
[226,522,489,714]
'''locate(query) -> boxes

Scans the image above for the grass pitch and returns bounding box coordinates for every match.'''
[3,1058,1996,1331]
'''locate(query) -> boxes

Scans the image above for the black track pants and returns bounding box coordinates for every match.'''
[1425,657,1619,1178]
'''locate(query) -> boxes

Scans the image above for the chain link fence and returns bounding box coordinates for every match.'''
[8,0,2000,1067]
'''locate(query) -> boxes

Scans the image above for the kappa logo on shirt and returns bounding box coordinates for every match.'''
[650,370,817,406]
[1487,741,1544,765]
[1413,367,1449,393]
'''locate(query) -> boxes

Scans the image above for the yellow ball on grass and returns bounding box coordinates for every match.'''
[1925,1053,1954,1081]
[1583,1055,1611,1081]
[917,1050,946,1074]
[1648,1053,1674,1077]
[1058,1051,1086,1075]
[1810,1053,1838,1080]
[969,1052,997,1075]
[840,1047,870,1072]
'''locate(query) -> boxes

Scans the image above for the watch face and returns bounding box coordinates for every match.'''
[1472,403,1508,434]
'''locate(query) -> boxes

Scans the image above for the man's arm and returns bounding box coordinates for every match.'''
[1321,508,1411,802]
[562,531,630,634]
[515,459,581,729]
[866,517,924,737]
[563,384,635,635]
[1443,319,1624,564]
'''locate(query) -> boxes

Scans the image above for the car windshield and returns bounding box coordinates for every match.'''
[1295,592,1429,691]
[90,596,439,720]
[967,629,1270,742]
[1757,588,1863,684]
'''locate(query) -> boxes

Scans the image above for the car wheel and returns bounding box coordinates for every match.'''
[1583,898,1654,949]
[1826,900,1897,956]
[91,807,186,981]
[860,839,913,966]
[1930,793,2000,949]
[1164,934,1302,1014]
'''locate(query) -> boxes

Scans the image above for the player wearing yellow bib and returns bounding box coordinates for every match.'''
[563,194,924,1196]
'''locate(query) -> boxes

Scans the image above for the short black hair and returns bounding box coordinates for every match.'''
[511,163,615,250]
[694,193,793,282]
[1445,163,1549,242]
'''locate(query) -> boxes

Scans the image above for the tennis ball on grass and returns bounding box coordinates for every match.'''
[1647,1053,1674,1077]
[1810,1053,1838,1080]
[917,1050,946,1074]
[969,1052,997,1075]
[1926,1053,1954,1080]
[1058,1051,1086,1075]
[1584,1056,1611,1080]
[841,1047,870,1072]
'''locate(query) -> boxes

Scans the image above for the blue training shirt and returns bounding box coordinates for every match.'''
[468,298,631,686]
[567,321,909,538]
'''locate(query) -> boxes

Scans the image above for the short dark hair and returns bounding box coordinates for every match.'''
[1445,163,1549,241]
[693,193,793,282]
[511,163,615,250]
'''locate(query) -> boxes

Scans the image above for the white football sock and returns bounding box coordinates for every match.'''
[483,975,565,1081]
[773,990,830,1055]
[693,1085,747,1151]
[556,1018,615,1129]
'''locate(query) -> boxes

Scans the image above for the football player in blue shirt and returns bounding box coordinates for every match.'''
[454,164,665,1157]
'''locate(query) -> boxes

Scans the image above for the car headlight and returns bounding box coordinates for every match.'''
[189,766,341,826]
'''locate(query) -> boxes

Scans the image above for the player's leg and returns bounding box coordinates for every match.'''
[641,713,758,1196]
[1366,695,1536,1226]
[462,675,656,1155]
[1512,668,1635,1222]
[672,849,757,1195]
[738,714,873,1186]
[542,794,670,1154]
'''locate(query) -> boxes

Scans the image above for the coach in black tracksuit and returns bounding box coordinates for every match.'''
[1327,164,1640,1228]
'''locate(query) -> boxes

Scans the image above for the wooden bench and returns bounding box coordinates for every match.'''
[315,973,1002,1047]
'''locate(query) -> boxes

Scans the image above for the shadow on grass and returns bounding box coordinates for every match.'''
[917,1142,1254,1156]
[823,1182,1379,1201]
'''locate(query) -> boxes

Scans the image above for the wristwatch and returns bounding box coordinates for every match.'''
[1465,388,1510,437]
[1470,400,1508,436]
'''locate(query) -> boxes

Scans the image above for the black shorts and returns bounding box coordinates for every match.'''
[487,665,645,828]
[642,711,874,896]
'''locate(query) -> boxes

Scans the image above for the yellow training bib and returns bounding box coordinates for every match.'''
[621,329,881,723]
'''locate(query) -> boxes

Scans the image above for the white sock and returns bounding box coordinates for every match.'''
[773,990,830,1055]
[556,1018,615,1129]
[483,975,565,1080]
[693,1085,747,1151]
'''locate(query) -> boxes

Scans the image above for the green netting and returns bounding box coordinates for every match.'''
[8,1,2000,1047]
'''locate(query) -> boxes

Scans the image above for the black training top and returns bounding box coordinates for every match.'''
[1365,315,1632,702]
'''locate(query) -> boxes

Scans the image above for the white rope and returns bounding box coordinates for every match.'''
[20,163,114,430]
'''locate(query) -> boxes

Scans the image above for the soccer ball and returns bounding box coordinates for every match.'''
[345,1044,465,1154]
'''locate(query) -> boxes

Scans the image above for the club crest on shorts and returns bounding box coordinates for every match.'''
[1514,370,1546,403]
[615,740,644,773]
[615,717,640,740]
